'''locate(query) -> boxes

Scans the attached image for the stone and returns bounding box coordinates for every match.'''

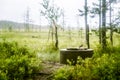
[60,49,93,64]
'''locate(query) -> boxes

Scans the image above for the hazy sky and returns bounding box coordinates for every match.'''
[0,0,118,28]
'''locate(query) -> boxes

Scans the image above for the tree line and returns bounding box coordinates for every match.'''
[23,0,120,49]
[79,0,120,49]
[1,0,120,50]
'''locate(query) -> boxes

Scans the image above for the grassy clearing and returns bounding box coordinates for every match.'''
[0,30,120,62]
[0,30,120,80]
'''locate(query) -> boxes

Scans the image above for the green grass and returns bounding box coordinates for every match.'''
[0,30,120,62]
[0,29,120,79]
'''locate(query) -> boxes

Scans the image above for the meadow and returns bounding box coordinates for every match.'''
[0,30,100,61]
[0,29,120,79]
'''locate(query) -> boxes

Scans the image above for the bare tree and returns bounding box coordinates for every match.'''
[109,0,118,46]
[61,9,65,31]
[78,0,90,48]
[85,0,90,48]
[90,0,102,44]
[68,26,72,41]
[99,0,102,44]
[39,7,42,32]
[91,0,120,48]
[41,0,61,49]
[109,0,113,46]
[24,7,31,32]
[101,0,107,49]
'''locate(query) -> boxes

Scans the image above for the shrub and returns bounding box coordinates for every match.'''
[0,40,42,80]
[53,42,120,80]
[0,70,7,80]
[0,40,35,58]
[93,42,120,58]
[53,54,120,80]
[3,55,41,80]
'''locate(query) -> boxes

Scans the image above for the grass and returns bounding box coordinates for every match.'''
[0,29,120,80]
[0,30,120,62]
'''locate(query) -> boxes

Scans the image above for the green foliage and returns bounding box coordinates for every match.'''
[0,70,7,80]
[0,40,42,80]
[54,53,120,80]
[42,42,58,53]
[53,66,73,80]
[0,40,36,58]
[0,30,120,80]
[94,41,120,57]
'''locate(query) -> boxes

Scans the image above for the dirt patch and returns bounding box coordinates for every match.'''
[33,62,64,80]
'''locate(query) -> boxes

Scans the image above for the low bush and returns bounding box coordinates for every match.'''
[0,40,35,58]
[0,40,42,80]
[0,70,7,80]
[53,53,120,80]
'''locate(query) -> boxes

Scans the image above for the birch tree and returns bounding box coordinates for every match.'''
[41,0,61,49]
[78,0,90,48]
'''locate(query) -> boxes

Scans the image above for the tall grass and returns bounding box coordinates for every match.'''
[0,31,120,62]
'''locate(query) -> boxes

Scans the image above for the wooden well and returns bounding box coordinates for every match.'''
[60,49,93,64]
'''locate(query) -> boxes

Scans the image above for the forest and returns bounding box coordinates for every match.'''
[0,0,120,80]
